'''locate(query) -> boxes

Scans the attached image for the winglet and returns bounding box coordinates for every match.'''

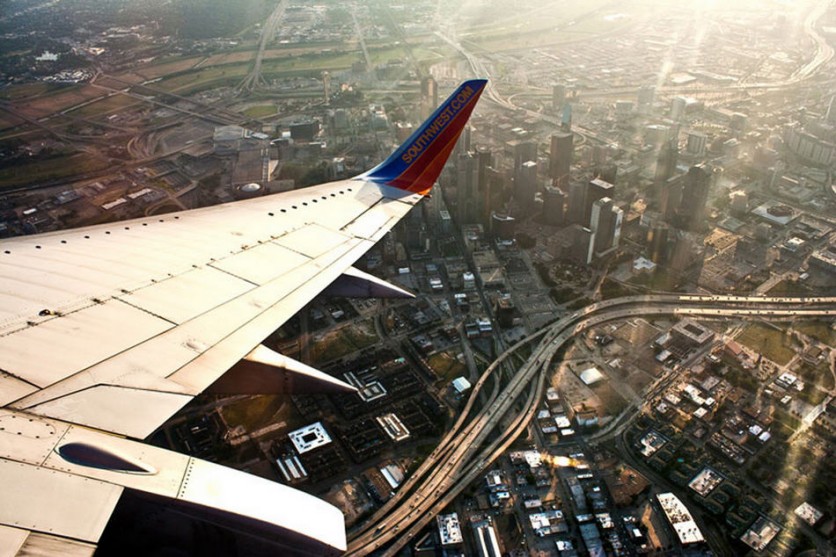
[359,79,488,195]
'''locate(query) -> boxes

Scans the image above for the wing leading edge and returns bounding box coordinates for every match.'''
[0,79,487,555]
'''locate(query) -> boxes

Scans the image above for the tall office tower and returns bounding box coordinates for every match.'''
[455,124,473,158]
[677,164,712,231]
[647,224,670,264]
[670,96,687,121]
[542,185,566,227]
[515,160,538,212]
[611,206,624,250]
[549,132,573,183]
[553,84,566,111]
[508,140,538,175]
[491,212,516,241]
[653,139,679,186]
[645,124,671,146]
[730,113,748,134]
[561,104,573,131]
[456,151,480,223]
[729,190,749,215]
[669,232,700,279]
[592,163,617,185]
[475,146,493,223]
[566,181,587,225]
[569,225,595,265]
[637,85,655,114]
[660,175,684,221]
[322,71,331,105]
[590,197,622,255]
[420,76,439,119]
[485,166,507,216]
[461,124,472,152]
[583,178,614,227]
[685,131,707,157]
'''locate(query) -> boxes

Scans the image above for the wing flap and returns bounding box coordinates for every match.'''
[0,525,28,557]
[0,301,174,388]
[273,223,355,258]
[15,532,97,557]
[0,374,38,407]
[0,459,122,543]
[117,265,256,324]
[343,195,414,242]
[12,232,372,437]
[26,387,193,439]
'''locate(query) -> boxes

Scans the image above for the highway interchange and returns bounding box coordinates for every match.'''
[347,294,836,556]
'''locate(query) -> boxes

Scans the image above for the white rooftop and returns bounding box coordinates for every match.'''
[437,513,463,545]
[452,376,472,393]
[579,367,605,385]
[794,502,823,526]
[376,413,410,442]
[288,422,332,454]
[656,493,704,545]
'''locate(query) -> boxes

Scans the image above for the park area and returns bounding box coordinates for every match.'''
[736,322,796,366]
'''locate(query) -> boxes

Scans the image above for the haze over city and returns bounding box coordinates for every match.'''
[0,0,835,556]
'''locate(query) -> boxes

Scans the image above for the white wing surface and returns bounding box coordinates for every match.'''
[0,79,487,556]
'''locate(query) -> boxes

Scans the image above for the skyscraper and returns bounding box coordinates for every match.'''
[322,71,331,105]
[508,140,538,175]
[566,181,587,225]
[475,146,493,223]
[677,164,712,231]
[569,225,595,265]
[660,175,684,221]
[553,84,566,111]
[549,132,573,184]
[590,197,623,255]
[515,160,538,212]
[685,131,707,157]
[647,223,670,264]
[654,138,678,186]
[491,212,516,241]
[542,185,566,227]
[420,76,439,119]
[456,151,480,223]
[637,85,655,115]
[561,104,573,131]
[670,96,687,121]
[583,178,614,227]
[455,125,473,158]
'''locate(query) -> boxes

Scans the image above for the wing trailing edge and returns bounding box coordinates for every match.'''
[207,345,357,395]
[324,266,414,299]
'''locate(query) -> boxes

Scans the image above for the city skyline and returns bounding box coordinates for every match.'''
[0,1,834,556]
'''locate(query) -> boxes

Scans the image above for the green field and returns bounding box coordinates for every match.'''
[0,153,111,190]
[67,93,147,118]
[310,319,379,365]
[242,104,277,118]
[0,82,64,101]
[222,394,285,430]
[736,323,796,366]
[794,319,836,346]
[427,350,467,383]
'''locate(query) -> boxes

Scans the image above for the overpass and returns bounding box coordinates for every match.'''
[347,294,836,555]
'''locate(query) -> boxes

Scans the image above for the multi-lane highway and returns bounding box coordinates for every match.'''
[347,295,836,556]
[239,0,289,92]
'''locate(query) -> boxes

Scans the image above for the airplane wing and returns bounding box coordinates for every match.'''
[0,79,486,556]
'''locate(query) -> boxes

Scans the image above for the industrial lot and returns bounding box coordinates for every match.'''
[1,0,836,555]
